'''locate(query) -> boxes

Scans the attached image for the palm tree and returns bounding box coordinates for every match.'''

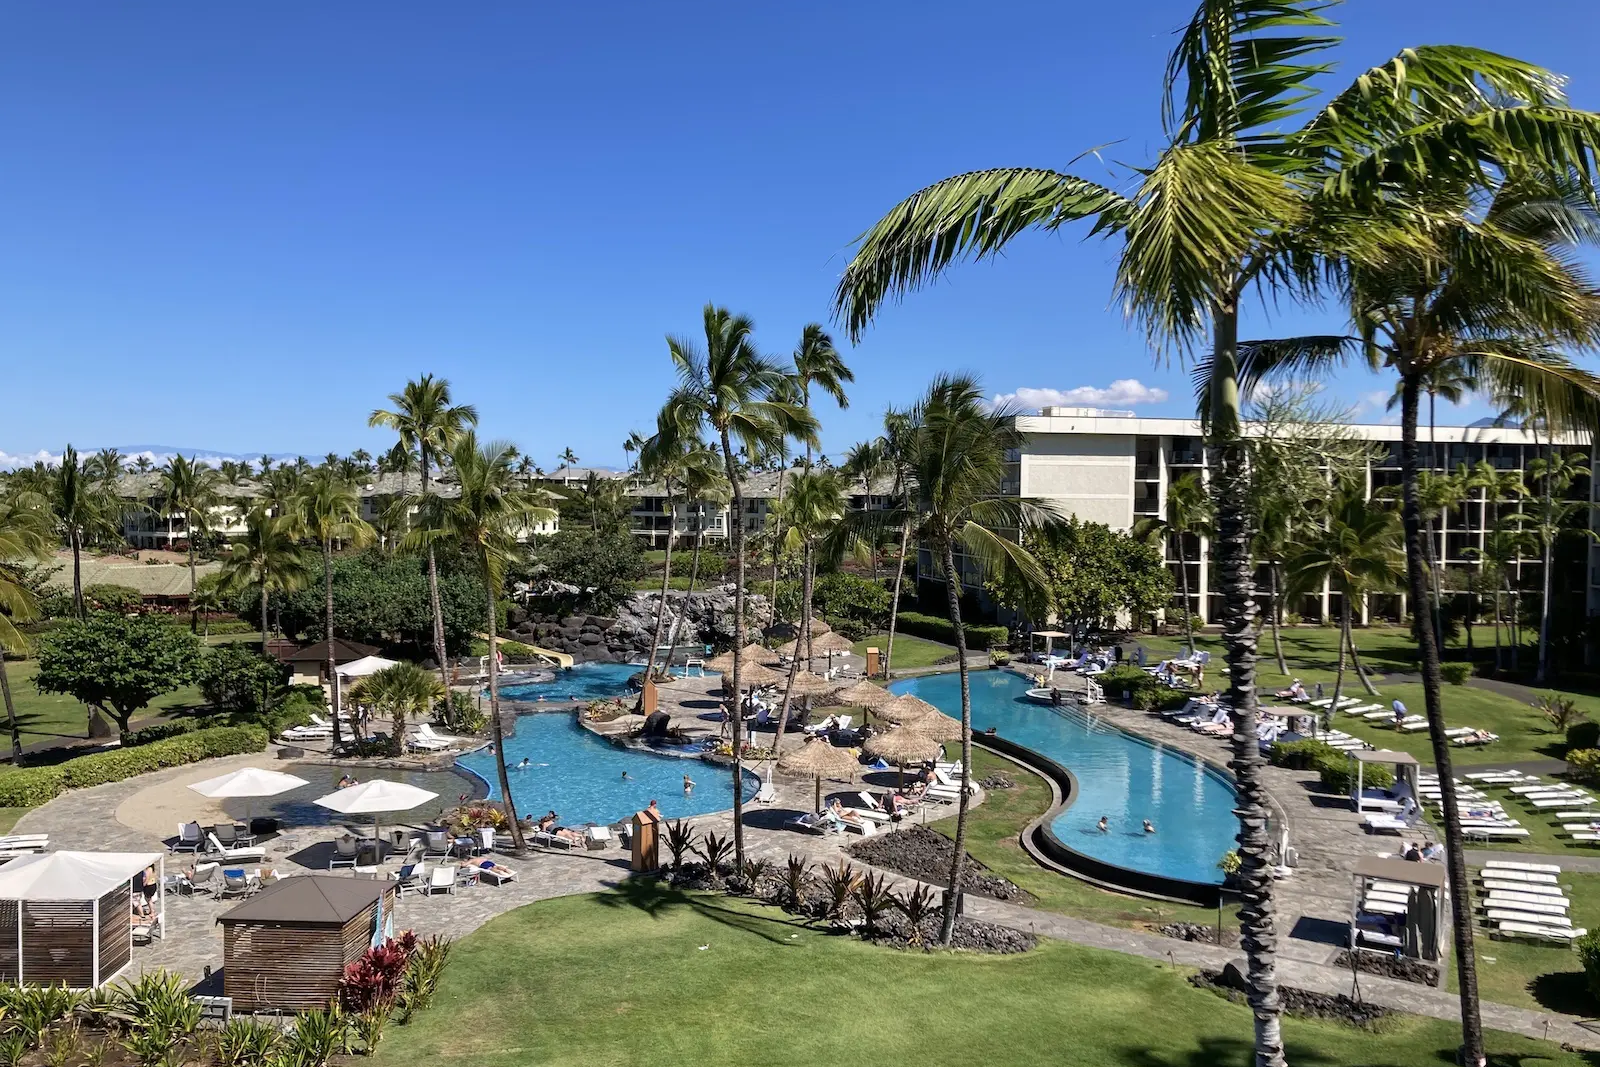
[132,455,153,475]
[370,375,480,692]
[664,460,731,661]
[636,434,719,681]
[791,325,852,464]
[349,662,446,757]
[0,491,53,760]
[558,447,579,483]
[218,508,314,643]
[293,468,376,752]
[833,11,1600,1058]
[1284,491,1403,726]
[47,446,127,619]
[405,433,557,850]
[1149,472,1211,657]
[870,375,1054,946]
[159,455,223,632]
[657,305,818,867]
[88,448,124,487]
[1519,450,1596,682]
[1465,525,1535,674]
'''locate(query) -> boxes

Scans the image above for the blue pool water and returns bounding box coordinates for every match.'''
[456,712,759,826]
[498,662,642,703]
[891,671,1239,886]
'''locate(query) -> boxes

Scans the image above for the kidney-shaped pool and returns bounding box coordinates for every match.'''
[891,671,1240,886]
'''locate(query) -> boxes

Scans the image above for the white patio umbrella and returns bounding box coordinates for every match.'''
[313,779,439,859]
[335,655,401,678]
[188,767,309,828]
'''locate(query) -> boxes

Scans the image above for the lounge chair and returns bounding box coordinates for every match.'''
[1495,921,1587,943]
[173,823,203,853]
[1486,890,1570,909]
[395,862,426,897]
[532,829,574,850]
[206,833,265,863]
[1483,900,1569,920]
[1453,731,1500,747]
[753,781,777,804]
[132,914,162,944]
[424,831,453,858]
[1362,813,1408,834]
[427,866,458,895]
[473,860,517,885]
[785,811,842,835]
[280,722,331,740]
[1482,878,1564,896]
[181,863,219,895]
[476,827,495,855]
[219,869,257,899]
[329,836,361,870]
[584,826,614,850]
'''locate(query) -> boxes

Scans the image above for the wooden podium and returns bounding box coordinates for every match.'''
[865,646,882,678]
[630,806,663,872]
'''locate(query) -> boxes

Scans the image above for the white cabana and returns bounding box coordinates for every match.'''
[314,780,439,859]
[335,656,400,679]
[0,851,164,987]
[188,767,309,827]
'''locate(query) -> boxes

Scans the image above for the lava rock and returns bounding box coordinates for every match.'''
[1157,922,1238,948]
[845,825,1035,904]
[1330,950,1441,987]
[1193,971,1392,1028]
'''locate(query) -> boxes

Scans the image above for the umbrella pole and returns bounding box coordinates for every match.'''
[814,775,821,814]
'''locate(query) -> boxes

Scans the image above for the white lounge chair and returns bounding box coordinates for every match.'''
[427,866,458,895]
[206,832,266,863]
[1477,868,1559,884]
[1482,879,1565,897]
[1496,921,1586,943]
[786,811,842,835]
[1482,898,1568,919]
[1488,908,1572,927]
[1486,890,1570,909]
[472,860,518,885]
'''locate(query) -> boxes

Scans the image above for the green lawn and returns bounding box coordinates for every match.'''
[1,659,206,750]
[1448,872,1600,1016]
[852,633,957,671]
[372,886,1584,1067]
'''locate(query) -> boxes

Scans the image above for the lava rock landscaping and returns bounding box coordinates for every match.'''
[845,825,1036,904]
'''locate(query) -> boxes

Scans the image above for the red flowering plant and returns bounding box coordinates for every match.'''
[338,931,419,1014]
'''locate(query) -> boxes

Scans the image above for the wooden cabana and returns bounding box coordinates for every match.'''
[1350,749,1421,812]
[1349,855,1448,961]
[218,875,395,1012]
[0,851,163,987]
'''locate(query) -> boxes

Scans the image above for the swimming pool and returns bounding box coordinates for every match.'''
[498,662,642,703]
[890,671,1239,886]
[456,712,760,826]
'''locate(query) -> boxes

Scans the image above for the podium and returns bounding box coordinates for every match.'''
[630,806,663,872]
[865,646,882,678]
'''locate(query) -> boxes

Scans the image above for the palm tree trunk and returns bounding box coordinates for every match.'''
[667,518,704,656]
[1327,596,1349,730]
[937,540,973,948]
[1492,589,1502,673]
[719,429,747,868]
[71,530,84,620]
[884,515,911,680]
[421,456,452,695]
[1346,609,1379,697]
[1268,565,1287,677]
[1176,535,1193,656]
[0,657,22,763]
[1210,303,1284,1067]
[187,512,199,633]
[771,542,810,759]
[1400,374,1485,1067]
[1538,531,1554,684]
[768,470,786,628]
[485,565,525,851]
[646,500,676,680]
[324,537,342,752]
[260,575,271,653]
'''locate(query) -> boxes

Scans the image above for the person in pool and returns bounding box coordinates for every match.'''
[621,771,630,781]
[517,758,531,770]
[1097,816,1109,833]
[683,774,696,796]
[337,774,357,789]
[1142,820,1156,834]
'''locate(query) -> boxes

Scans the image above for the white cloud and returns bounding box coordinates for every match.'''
[0,448,270,472]
[0,449,61,470]
[991,380,1169,412]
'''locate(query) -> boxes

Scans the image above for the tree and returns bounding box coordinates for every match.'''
[558,447,579,481]
[991,519,1172,639]
[657,305,817,868]
[406,433,557,850]
[1135,473,1211,656]
[1517,450,1598,681]
[218,509,314,641]
[35,614,203,735]
[266,549,488,654]
[293,468,376,751]
[159,455,223,632]
[636,433,720,681]
[528,528,646,616]
[843,408,918,677]
[663,457,731,661]
[1466,524,1535,673]
[0,491,53,759]
[199,645,289,716]
[1284,491,1403,725]
[369,374,480,694]
[45,446,128,619]
[348,661,445,756]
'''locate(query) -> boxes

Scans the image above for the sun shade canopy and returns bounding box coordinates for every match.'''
[1352,750,1420,766]
[218,875,388,925]
[314,779,438,815]
[1352,856,1447,889]
[336,655,401,678]
[0,852,161,902]
[188,767,309,800]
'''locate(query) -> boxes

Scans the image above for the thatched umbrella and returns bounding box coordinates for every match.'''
[764,617,832,641]
[831,679,895,713]
[880,694,941,725]
[811,630,855,654]
[785,671,837,698]
[705,643,779,672]
[907,712,963,744]
[778,739,861,813]
[737,660,787,688]
[863,727,943,788]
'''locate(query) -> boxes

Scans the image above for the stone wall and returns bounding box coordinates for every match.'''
[505,587,770,663]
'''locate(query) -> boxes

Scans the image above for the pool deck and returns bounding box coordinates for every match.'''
[14,662,1599,1049]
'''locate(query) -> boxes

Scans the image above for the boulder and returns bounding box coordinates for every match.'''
[1219,959,1251,992]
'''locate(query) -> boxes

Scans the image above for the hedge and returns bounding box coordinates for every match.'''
[1570,721,1600,752]
[0,725,268,808]
[1316,751,1393,794]
[1569,748,1600,785]
[893,612,1007,650]
[124,720,199,747]
[1439,662,1472,686]
[1576,931,1600,1006]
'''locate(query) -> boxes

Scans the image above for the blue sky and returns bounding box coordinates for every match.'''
[3,1,1598,469]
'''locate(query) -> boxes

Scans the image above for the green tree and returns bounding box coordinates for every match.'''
[636,433,721,681]
[1135,473,1211,656]
[218,509,315,642]
[0,492,53,759]
[293,468,376,751]
[1284,491,1403,723]
[991,519,1172,640]
[662,457,731,661]
[199,645,289,716]
[159,455,223,632]
[35,613,203,735]
[529,528,646,616]
[266,549,488,654]
[348,661,446,756]
[657,304,818,867]
[406,433,557,850]
[1518,451,1598,681]
[46,445,129,619]
[842,408,918,678]
[369,374,480,693]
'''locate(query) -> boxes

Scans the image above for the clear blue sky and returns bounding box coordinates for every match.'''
[3,1,1598,468]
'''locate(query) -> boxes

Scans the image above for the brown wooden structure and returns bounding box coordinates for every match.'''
[218,875,395,1012]
[0,851,160,987]
[630,806,662,872]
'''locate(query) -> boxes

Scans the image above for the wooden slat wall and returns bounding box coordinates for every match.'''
[0,901,18,983]
[97,886,131,985]
[222,887,395,1012]
[21,902,93,987]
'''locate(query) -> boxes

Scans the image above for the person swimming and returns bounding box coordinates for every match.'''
[1142,819,1156,834]
[517,758,531,770]
[337,774,357,789]
[621,771,630,781]
[683,774,696,796]
[1097,816,1109,833]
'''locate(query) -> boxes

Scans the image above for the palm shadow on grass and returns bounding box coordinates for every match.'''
[1528,970,1594,1017]
[596,876,812,946]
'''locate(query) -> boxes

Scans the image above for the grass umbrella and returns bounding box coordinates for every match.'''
[907,713,962,744]
[831,679,895,716]
[778,738,861,813]
[881,694,940,726]
[863,727,943,789]
[785,671,836,698]
[705,643,778,673]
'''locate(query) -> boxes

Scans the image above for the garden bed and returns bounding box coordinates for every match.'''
[846,825,1036,904]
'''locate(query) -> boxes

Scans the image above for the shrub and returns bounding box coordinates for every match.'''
[1535,694,1589,734]
[1316,752,1392,794]
[1099,665,1166,709]
[1217,850,1241,876]
[1568,749,1600,785]
[1269,738,1336,771]
[1439,662,1472,685]
[1576,931,1600,1006]
[1569,721,1600,752]
[82,585,141,614]
[811,572,891,630]
[339,934,416,1014]
[0,726,267,807]
[123,720,197,747]
[199,646,288,715]
[892,611,1008,650]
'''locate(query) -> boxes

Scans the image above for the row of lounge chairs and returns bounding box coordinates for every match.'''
[1475,860,1586,943]
[1416,774,1531,841]
[787,762,968,836]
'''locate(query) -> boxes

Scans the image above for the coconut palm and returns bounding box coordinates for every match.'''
[348,661,446,756]
[1147,472,1211,657]
[656,305,818,867]
[558,447,579,483]
[404,433,557,850]
[159,455,223,632]
[1516,450,1597,681]
[87,448,124,487]
[1284,491,1403,726]
[0,491,53,760]
[292,468,376,752]
[790,325,852,463]
[370,375,480,692]
[218,508,314,643]
[663,460,731,661]
[636,432,720,681]
[46,446,128,619]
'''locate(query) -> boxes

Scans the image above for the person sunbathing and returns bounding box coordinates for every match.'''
[827,799,866,826]
[1274,680,1307,701]
[885,791,917,815]
[475,858,515,878]
[536,811,559,832]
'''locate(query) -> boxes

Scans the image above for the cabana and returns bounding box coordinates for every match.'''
[1349,856,1447,961]
[1350,750,1421,812]
[0,851,164,987]
[1030,631,1071,681]
[218,875,396,1012]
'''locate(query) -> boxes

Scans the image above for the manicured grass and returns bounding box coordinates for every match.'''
[2,659,206,749]
[932,748,1234,932]
[0,809,30,835]
[852,632,957,671]
[1447,872,1600,1016]
[373,886,1585,1067]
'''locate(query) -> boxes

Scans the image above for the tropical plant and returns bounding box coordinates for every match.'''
[695,829,733,874]
[0,491,53,760]
[635,432,721,682]
[816,859,860,920]
[395,935,452,1023]
[664,819,695,870]
[212,1019,281,1067]
[1154,472,1211,655]
[370,375,480,694]
[1536,693,1588,734]
[292,467,376,751]
[282,1004,351,1067]
[780,854,809,909]
[662,458,730,662]
[656,304,818,867]
[404,433,556,850]
[43,445,129,618]
[217,507,314,641]
[852,871,896,935]
[349,662,446,755]
[895,883,939,945]
[1517,450,1599,683]
[157,455,223,632]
